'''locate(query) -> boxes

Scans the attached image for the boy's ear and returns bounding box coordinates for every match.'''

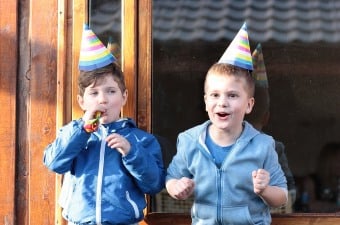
[122,89,128,106]
[77,95,86,110]
[204,94,208,112]
[245,97,255,114]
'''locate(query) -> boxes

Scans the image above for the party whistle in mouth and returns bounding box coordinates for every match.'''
[83,111,102,133]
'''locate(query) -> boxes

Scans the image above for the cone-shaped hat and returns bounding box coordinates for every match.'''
[252,43,268,88]
[79,24,116,71]
[218,22,253,71]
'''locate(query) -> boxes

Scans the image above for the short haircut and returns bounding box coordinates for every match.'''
[78,62,126,96]
[204,63,255,97]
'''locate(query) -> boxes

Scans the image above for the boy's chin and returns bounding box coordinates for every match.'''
[99,118,109,124]
[99,117,118,125]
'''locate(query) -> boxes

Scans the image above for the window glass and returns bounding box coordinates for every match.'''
[152,0,340,213]
[89,0,121,65]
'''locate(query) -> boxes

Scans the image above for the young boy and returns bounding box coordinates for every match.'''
[166,23,287,225]
[43,26,165,225]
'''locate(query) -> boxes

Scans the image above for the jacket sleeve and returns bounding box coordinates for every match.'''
[43,119,90,174]
[122,132,166,195]
[166,132,193,181]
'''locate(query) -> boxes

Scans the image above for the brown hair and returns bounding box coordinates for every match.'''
[204,63,255,97]
[78,62,126,96]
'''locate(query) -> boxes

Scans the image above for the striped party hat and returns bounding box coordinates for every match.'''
[218,22,253,71]
[79,24,116,71]
[252,43,268,88]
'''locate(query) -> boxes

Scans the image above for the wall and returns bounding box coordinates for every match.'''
[0,0,58,224]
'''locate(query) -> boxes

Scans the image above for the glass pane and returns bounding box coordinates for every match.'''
[89,0,122,65]
[152,0,340,214]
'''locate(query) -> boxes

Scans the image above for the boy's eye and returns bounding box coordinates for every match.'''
[210,93,219,98]
[89,91,98,95]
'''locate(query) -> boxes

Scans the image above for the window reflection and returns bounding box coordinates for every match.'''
[152,0,340,213]
[89,0,121,65]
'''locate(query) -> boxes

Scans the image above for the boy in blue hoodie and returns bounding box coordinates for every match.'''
[43,26,165,225]
[166,23,287,225]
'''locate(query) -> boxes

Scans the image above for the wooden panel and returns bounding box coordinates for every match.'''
[137,0,152,131]
[72,0,86,119]
[137,0,152,216]
[16,1,30,223]
[29,0,58,224]
[0,0,17,224]
[141,213,191,225]
[56,1,68,224]
[271,214,340,225]
[122,0,137,119]
[141,213,340,225]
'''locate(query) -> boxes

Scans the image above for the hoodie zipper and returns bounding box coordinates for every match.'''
[96,126,108,225]
[217,169,222,224]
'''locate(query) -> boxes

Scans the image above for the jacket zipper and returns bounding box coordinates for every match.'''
[217,169,222,224]
[96,126,108,225]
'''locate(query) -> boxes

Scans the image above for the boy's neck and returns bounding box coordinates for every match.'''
[208,124,243,146]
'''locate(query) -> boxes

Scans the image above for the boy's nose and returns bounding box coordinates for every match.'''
[217,97,228,107]
[98,93,108,103]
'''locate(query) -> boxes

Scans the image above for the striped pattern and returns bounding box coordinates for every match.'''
[218,22,253,71]
[252,43,268,88]
[79,25,116,71]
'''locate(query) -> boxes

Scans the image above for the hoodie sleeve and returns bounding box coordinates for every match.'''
[122,131,166,195]
[43,119,90,174]
[166,132,194,182]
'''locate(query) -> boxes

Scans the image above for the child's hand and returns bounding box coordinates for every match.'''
[105,133,131,156]
[252,169,270,195]
[82,108,104,122]
[83,110,104,133]
[166,177,195,200]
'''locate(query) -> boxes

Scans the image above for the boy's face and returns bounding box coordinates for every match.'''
[77,74,127,124]
[204,73,254,132]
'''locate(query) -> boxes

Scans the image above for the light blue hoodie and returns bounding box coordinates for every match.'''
[43,118,165,225]
[167,121,287,225]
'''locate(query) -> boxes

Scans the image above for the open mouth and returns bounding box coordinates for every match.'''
[217,112,229,119]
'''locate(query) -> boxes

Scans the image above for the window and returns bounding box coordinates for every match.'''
[151,0,340,214]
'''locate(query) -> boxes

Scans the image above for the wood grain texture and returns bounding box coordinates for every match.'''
[140,213,340,225]
[29,0,58,224]
[56,0,68,224]
[71,0,86,120]
[122,0,137,119]
[137,0,152,132]
[0,0,17,224]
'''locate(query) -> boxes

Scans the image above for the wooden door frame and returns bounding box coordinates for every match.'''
[0,1,17,224]
[56,0,144,223]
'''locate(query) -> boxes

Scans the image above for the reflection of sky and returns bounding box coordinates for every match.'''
[90,0,340,43]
